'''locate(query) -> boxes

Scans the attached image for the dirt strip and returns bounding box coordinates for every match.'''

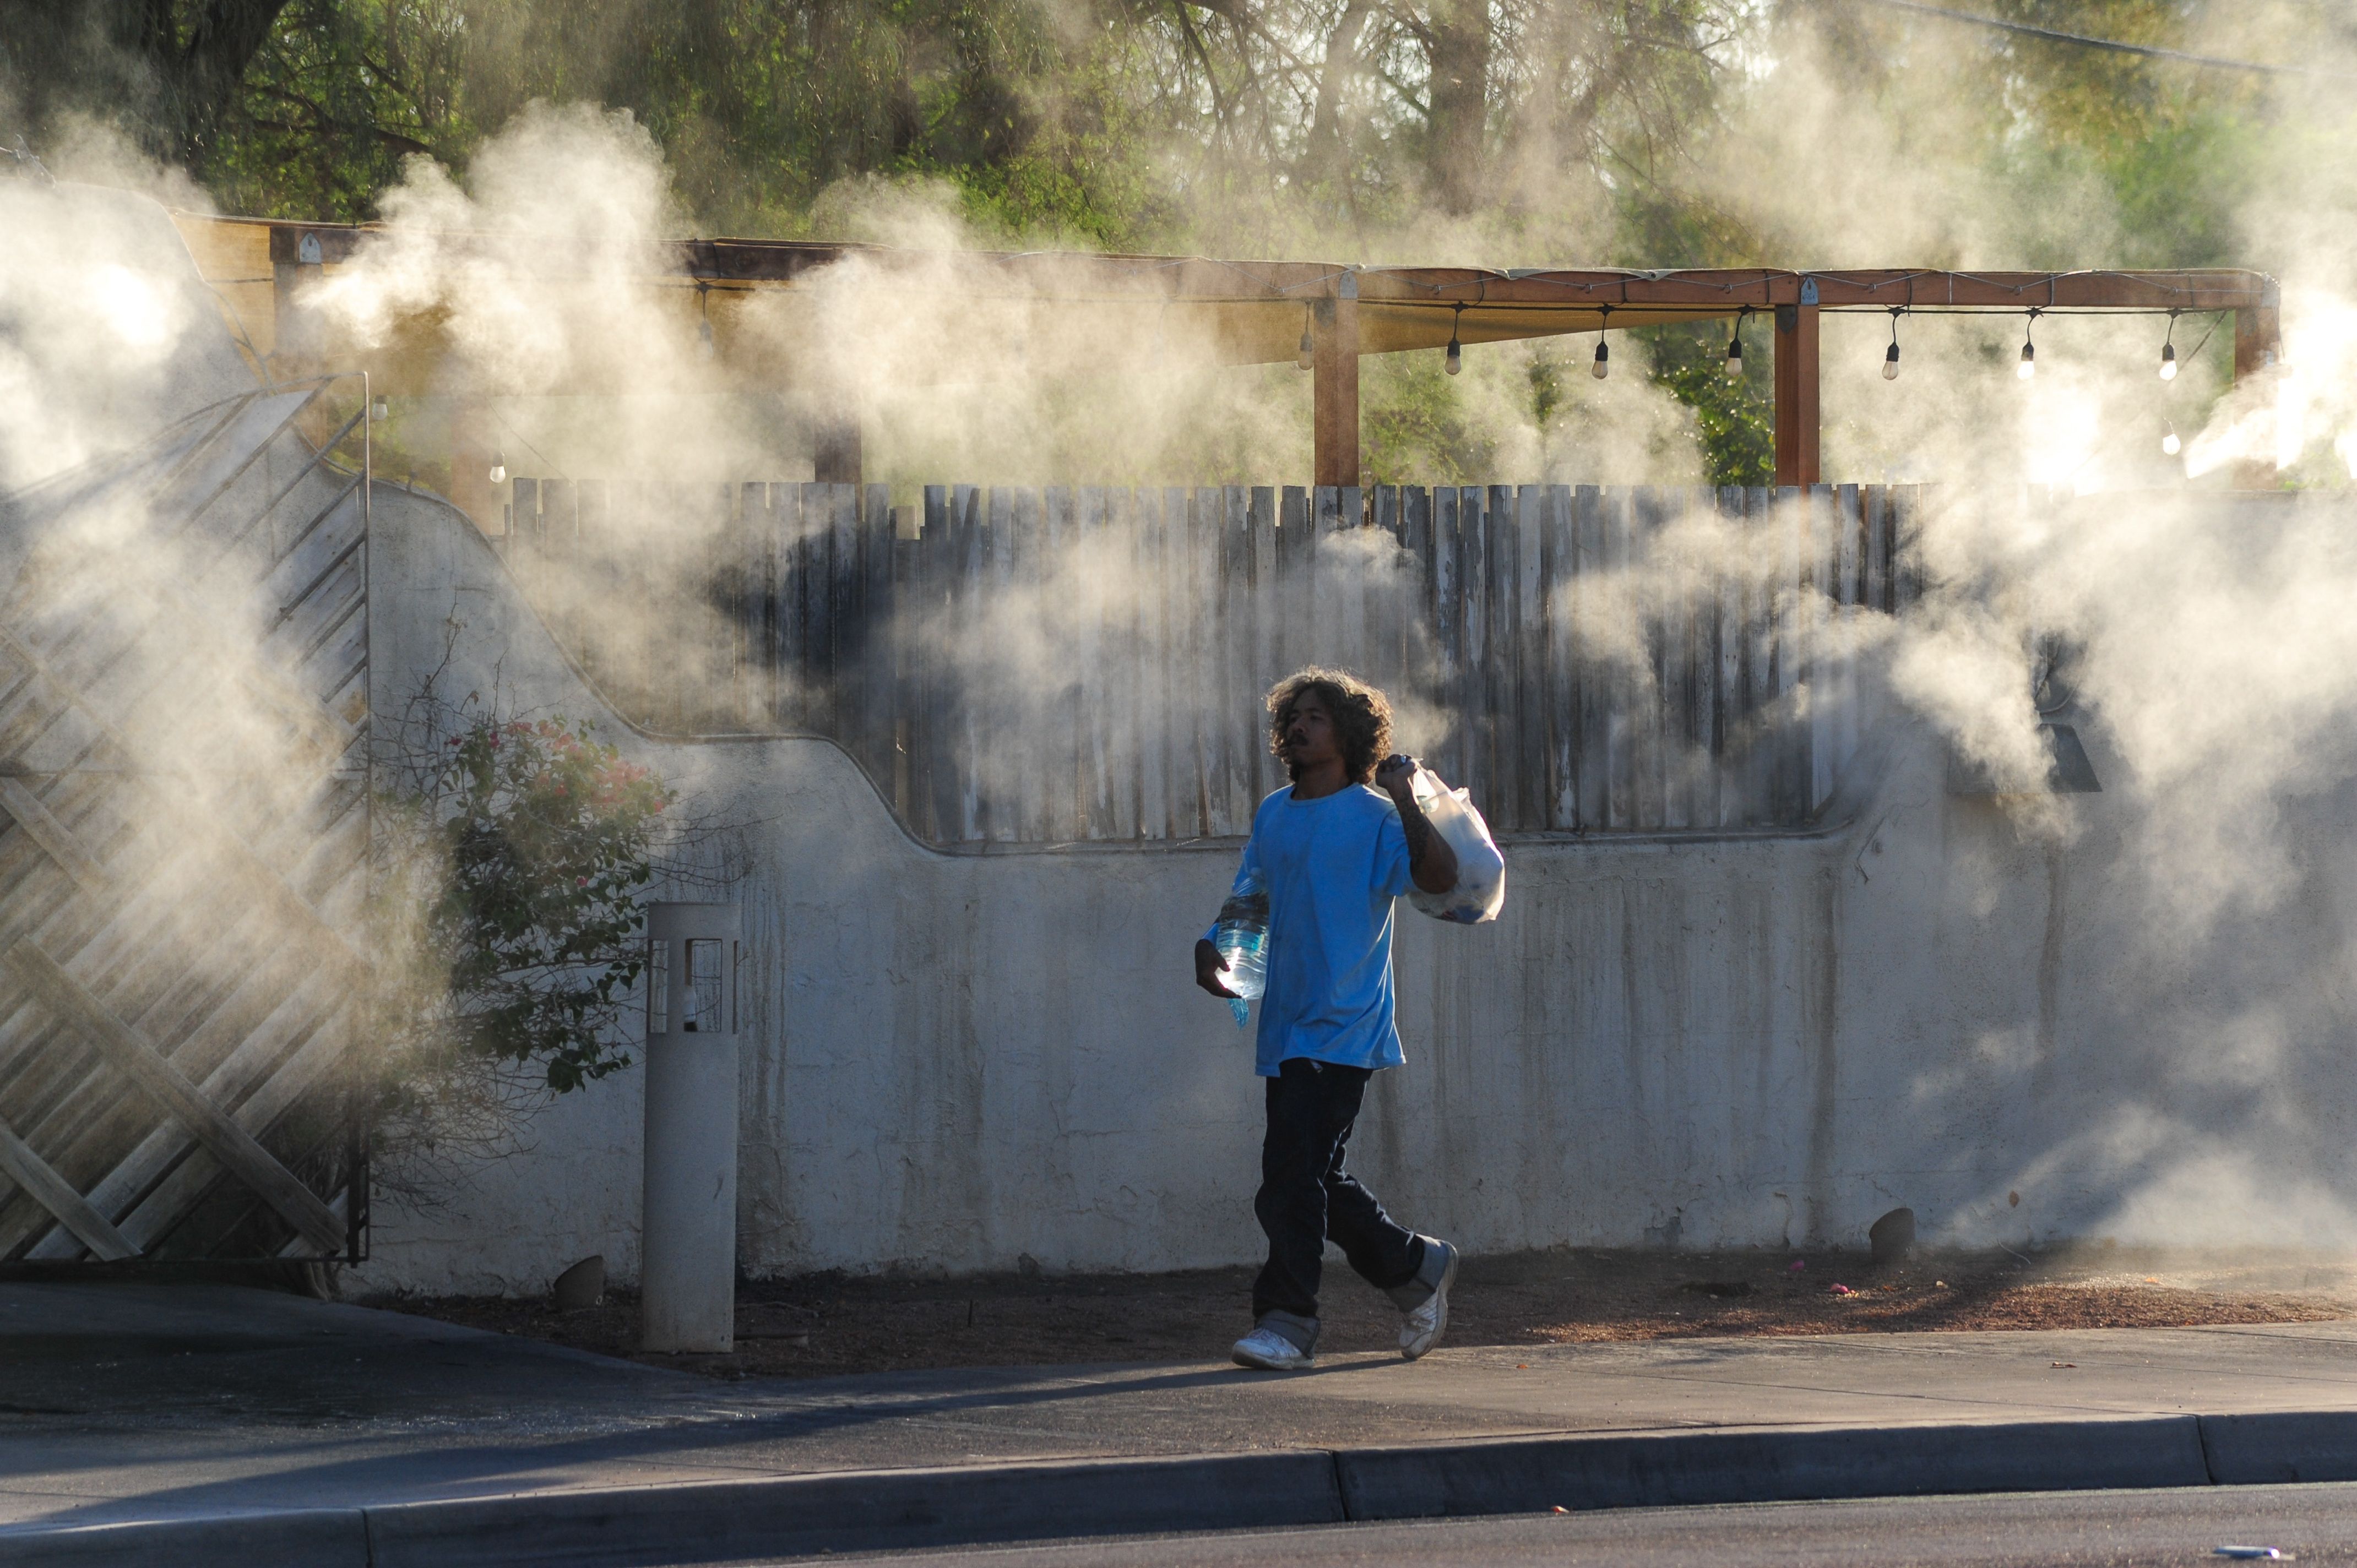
[373,1243,2357,1380]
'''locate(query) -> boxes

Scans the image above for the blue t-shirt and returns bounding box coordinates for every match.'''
[1207,783,1415,1076]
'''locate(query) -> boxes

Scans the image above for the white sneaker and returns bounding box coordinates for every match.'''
[1399,1240,1460,1360]
[1231,1327,1314,1370]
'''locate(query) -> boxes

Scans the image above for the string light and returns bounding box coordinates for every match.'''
[369,396,387,422]
[2017,310,2039,381]
[2162,420,2181,456]
[2159,310,2179,380]
[1296,307,1315,372]
[488,450,507,485]
[1445,304,1464,376]
[696,283,716,361]
[1883,308,1902,381]
[1724,307,1747,379]
[1592,306,1612,380]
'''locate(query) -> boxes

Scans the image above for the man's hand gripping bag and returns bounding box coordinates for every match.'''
[1406,767,1506,924]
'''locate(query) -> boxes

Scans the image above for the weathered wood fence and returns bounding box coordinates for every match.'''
[0,385,371,1265]
[503,482,1922,842]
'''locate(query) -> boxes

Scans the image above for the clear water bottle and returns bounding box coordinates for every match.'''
[1213,869,1269,1028]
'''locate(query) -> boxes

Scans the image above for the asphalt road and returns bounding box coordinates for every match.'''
[788,1483,2357,1567]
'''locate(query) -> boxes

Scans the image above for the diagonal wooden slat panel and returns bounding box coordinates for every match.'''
[6,915,346,1254]
[23,965,348,1259]
[0,625,370,984]
[0,777,110,894]
[0,1109,137,1260]
[0,386,370,1264]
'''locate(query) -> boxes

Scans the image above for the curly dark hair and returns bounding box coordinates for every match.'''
[1267,667,1393,786]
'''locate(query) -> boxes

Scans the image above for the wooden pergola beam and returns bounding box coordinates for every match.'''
[173,216,2285,490]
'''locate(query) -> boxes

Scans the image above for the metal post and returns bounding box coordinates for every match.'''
[641,901,741,1353]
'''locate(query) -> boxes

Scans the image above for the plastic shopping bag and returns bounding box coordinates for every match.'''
[1405,766,1506,925]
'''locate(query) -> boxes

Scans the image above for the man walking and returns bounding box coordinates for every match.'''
[1196,667,1461,1371]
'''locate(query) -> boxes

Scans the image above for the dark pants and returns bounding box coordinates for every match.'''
[1252,1057,1424,1322]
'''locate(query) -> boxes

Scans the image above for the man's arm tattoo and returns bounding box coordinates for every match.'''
[1399,799,1436,867]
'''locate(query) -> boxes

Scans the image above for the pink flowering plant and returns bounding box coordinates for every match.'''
[378,704,675,1098]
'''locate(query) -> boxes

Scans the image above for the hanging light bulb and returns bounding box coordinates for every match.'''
[1724,308,1746,379]
[488,450,507,485]
[1296,307,1315,372]
[1882,308,1902,381]
[369,396,388,422]
[1444,306,1464,376]
[695,282,717,361]
[2159,312,2179,381]
[1591,335,1611,380]
[2162,421,2181,457]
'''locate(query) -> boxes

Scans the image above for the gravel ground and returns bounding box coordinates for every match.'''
[371,1243,2357,1379]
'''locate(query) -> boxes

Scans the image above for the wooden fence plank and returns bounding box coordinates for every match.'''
[1453,487,1485,796]
[1367,486,1399,702]
[1187,487,1222,837]
[1835,482,1864,787]
[1483,484,1514,824]
[861,482,895,791]
[1806,484,1834,813]
[1216,486,1248,831]
[1712,486,1744,829]
[1171,486,1203,837]
[1539,486,1572,830]
[952,485,985,841]
[1601,487,1634,830]
[1246,487,1278,804]
[1041,488,1077,842]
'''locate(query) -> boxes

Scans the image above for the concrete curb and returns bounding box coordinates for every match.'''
[8,1411,2357,1567]
[1335,1417,2211,1519]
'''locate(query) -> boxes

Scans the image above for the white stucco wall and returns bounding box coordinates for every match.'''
[18,183,2349,1298]
[349,487,2357,1298]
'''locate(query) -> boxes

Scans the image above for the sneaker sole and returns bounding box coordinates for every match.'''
[1400,1243,1460,1361]
[1231,1346,1313,1371]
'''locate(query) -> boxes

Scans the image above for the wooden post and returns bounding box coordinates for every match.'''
[2233,297,2284,491]
[2234,301,2282,380]
[1312,274,1361,487]
[1774,302,1821,488]
[813,413,863,484]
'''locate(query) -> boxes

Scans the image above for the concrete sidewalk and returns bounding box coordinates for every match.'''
[7,1281,2357,1565]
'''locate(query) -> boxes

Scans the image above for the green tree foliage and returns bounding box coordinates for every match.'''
[0,0,300,167]
[0,0,2303,481]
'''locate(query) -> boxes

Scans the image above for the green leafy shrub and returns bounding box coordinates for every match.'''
[377,710,675,1098]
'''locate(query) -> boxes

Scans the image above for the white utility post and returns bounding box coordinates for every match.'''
[640,901,741,1353]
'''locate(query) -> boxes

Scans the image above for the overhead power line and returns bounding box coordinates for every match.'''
[1860,0,2350,78]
